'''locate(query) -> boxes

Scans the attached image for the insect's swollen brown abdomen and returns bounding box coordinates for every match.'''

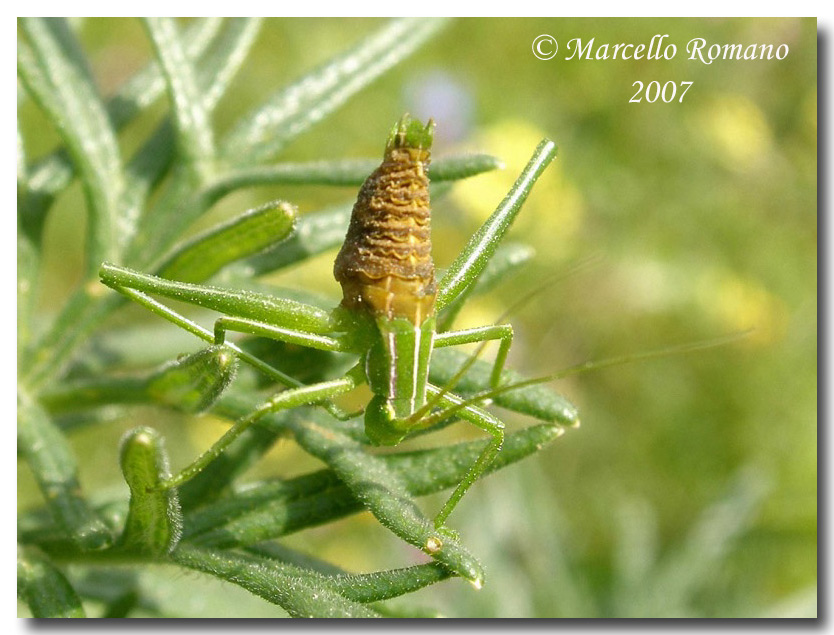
[334,124,437,326]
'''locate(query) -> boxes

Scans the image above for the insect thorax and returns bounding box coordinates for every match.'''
[334,120,437,327]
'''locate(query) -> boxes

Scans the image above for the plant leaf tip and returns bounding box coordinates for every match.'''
[536,138,559,164]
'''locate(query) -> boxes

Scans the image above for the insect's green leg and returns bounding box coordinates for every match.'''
[104,283,304,389]
[100,263,335,336]
[433,324,513,388]
[425,385,505,528]
[160,374,358,490]
[436,139,557,311]
[104,284,353,420]
[213,316,347,352]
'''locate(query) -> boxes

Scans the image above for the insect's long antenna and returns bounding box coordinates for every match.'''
[493,254,603,324]
[407,256,601,425]
[416,331,752,430]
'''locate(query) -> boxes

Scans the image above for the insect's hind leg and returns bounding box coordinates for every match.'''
[213,316,346,352]
[160,374,358,491]
[212,316,360,421]
[425,385,505,528]
[433,324,513,388]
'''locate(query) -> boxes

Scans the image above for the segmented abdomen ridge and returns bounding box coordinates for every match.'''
[334,146,436,323]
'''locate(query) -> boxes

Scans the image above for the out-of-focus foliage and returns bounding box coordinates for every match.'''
[18,18,816,617]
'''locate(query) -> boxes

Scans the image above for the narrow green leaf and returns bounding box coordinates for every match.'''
[17,120,26,196]
[182,466,346,542]
[126,18,261,183]
[39,374,147,414]
[119,427,182,555]
[171,545,382,618]
[325,563,452,604]
[240,204,352,277]
[54,409,130,437]
[204,153,502,198]
[429,348,579,426]
[157,201,296,283]
[78,317,198,372]
[121,18,263,264]
[17,43,58,247]
[186,418,564,548]
[143,17,216,182]
[120,120,178,231]
[286,414,485,587]
[245,542,347,576]
[188,18,264,116]
[199,18,263,111]
[246,542,452,604]
[437,242,536,331]
[18,501,128,557]
[20,17,222,239]
[40,346,236,415]
[18,546,85,618]
[247,543,452,603]
[222,17,449,164]
[17,391,113,551]
[100,262,333,334]
[429,153,504,181]
[127,17,438,266]
[17,233,38,359]
[111,18,225,126]
[19,19,262,392]
[437,139,558,310]
[388,422,565,494]
[18,18,126,276]
[32,335,298,511]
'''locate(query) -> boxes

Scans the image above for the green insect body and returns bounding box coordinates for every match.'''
[99,114,571,553]
[334,117,438,445]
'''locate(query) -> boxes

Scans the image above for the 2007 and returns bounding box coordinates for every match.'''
[630,81,693,103]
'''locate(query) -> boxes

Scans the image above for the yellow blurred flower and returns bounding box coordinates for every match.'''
[696,268,789,346]
[695,95,774,173]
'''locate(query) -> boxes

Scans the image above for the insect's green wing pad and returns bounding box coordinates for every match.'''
[386,114,435,152]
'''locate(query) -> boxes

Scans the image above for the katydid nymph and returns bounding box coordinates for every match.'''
[99,114,577,551]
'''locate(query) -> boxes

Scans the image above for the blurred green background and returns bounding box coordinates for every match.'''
[19,18,816,617]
